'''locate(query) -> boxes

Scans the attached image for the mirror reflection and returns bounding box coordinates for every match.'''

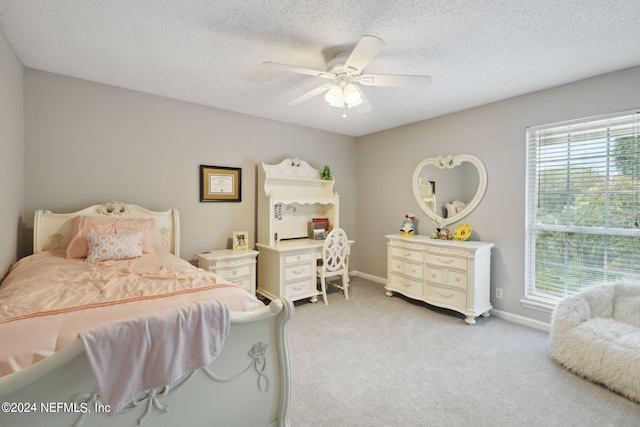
[412,154,487,225]
[417,162,479,218]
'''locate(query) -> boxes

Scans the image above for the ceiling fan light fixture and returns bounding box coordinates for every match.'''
[343,83,362,107]
[265,35,432,115]
[324,85,343,107]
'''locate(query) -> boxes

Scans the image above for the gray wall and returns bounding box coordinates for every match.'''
[5,26,640,327]
[23,70,357,263]
[0,29,24,277]
[356,66,640,326]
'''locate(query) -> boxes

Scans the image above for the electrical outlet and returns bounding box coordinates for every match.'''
[495,288,503,299]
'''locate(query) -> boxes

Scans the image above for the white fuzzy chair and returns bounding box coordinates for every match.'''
[549,282,640,402]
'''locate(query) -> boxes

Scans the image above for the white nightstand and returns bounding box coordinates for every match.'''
[197,249,259,295]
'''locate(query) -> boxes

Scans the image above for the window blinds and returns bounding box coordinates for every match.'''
[525,109,640,302]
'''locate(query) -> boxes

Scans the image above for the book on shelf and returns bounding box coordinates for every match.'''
[309,218,330,238]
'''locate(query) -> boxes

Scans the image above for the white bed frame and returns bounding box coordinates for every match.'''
[0,202,293,427]
[32,201,181,256]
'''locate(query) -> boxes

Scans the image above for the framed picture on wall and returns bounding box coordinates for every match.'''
[200,165,242,202]
[232,231,248,250]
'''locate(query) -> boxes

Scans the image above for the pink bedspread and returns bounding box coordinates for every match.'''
[0,250,264,376]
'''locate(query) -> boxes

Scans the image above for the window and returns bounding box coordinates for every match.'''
[525,109,640,308]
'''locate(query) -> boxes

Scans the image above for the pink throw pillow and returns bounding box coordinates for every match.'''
[66,216,156,258]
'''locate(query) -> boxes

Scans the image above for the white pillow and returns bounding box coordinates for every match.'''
[86,232,144,263]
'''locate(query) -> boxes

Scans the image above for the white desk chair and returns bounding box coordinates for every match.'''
[317,228,350,305]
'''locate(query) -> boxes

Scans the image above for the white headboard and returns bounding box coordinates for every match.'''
[33,202,180,256]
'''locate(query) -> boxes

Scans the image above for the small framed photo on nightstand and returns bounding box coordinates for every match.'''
[232,231,248,250]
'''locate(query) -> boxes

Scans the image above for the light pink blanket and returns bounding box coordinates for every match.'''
[0,250,263,376]
[79,299,230,414]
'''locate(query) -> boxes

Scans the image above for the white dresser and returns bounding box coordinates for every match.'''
[197,249,259,295]
[385,234,494,325]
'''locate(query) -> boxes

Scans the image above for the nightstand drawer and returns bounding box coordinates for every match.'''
[215,265,252,280]
[233,276,253,293]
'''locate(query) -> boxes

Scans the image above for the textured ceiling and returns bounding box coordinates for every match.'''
[1,1,639,137]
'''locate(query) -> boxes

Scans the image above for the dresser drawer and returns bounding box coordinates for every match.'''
[447,270,468,291]
[284,253,313,264]
[215,265,252,280]
[424,267,468,290]
[389,246,423,263]
[424,284,466,309]
[388,273,423,297]
[424,266,444,284]
[425,253,467,271]
[284,263,313,281]
[389,258,423,279]
[285,278,314,297]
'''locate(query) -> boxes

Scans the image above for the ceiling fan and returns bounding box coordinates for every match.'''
[263,35,432,116]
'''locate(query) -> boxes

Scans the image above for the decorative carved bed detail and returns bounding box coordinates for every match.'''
[47,233,66,249]
[96,201,132,216]
[158,227,170,248]
[203,342,270,391]
[65,342,273,427]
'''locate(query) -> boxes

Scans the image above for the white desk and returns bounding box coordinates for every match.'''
[256,238,353,303]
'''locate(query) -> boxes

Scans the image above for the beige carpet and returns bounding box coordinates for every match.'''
[286,276,640,426]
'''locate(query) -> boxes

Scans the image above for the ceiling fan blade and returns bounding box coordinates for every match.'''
[286,83,334,105]
[263,62,334,79]
[344,35,386,74]
[357,74,432,89]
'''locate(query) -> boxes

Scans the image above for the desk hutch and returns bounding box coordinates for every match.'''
[256,159,340,303]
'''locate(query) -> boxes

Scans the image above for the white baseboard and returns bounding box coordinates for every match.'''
[351,271,551,332]
[350,270,386,285]
[490,309,550,332]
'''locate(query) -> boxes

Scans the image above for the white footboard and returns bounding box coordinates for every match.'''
[0,299,293,427]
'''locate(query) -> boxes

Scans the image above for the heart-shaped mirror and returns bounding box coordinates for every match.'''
[412,154,487,226]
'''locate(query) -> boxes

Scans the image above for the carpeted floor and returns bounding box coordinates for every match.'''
[286,276,640,426]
